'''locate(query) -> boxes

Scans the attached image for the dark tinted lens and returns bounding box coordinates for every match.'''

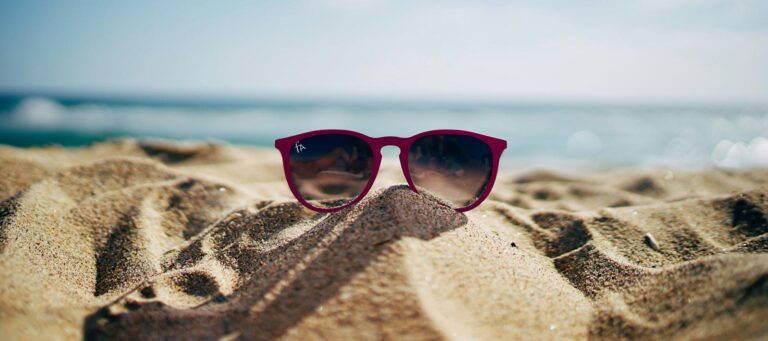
[289,134,374,208]
[408,134,493,207]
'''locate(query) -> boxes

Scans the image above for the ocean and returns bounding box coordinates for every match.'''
[1,93,766,170]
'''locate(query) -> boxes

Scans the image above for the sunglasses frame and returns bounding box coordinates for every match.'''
[275,129,507,213]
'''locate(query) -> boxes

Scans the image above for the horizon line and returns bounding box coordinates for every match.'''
[1,87,766,109]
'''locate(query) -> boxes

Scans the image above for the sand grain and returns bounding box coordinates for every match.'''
[0,140,767,340]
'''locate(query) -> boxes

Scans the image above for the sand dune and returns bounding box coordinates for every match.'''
[0,140,767,340]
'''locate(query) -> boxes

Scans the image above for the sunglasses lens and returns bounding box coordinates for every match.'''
[288,134,374,209]
[408,134,493,208]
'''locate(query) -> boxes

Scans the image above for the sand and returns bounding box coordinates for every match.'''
[0,139,767,340]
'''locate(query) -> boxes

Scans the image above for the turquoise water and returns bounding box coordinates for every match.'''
[1,93,767,169]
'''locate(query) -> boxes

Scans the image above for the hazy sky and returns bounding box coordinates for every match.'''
[1,0,767,103]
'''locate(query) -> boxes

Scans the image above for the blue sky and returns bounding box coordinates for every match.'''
[1,0,767,103]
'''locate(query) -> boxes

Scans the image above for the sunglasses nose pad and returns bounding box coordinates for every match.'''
[369,146,407,191]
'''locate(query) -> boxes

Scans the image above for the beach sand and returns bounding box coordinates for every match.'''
[1,139,767,340]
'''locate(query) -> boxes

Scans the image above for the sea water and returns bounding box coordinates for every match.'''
[1,94,766,170]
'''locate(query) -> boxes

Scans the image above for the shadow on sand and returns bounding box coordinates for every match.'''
[84,185,467,340]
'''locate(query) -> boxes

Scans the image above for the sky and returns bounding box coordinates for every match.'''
[1,0,767,103]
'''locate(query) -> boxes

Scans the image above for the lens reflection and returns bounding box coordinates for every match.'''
[408,134,493,207]
[289,134,374,208]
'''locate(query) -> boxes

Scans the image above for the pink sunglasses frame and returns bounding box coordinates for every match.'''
[275,129,507,213]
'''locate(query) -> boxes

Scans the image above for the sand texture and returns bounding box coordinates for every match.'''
[1,139,767,340]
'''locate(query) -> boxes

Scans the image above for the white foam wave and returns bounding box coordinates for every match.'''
[712,137,768,168]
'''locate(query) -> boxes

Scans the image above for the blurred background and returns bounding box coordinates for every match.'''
[1,1,767,169]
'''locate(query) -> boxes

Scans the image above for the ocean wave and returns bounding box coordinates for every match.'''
[1,96,767,169]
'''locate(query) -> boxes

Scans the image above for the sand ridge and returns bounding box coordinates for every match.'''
[0,139,767,340]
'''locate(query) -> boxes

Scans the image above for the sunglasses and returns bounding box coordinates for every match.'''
[275,130,507,213]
